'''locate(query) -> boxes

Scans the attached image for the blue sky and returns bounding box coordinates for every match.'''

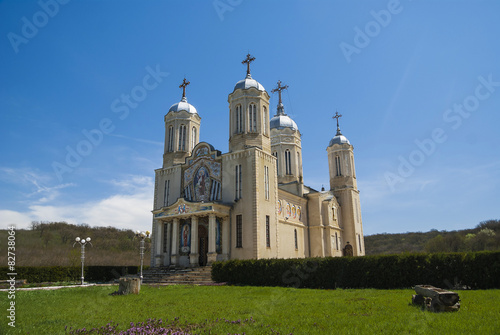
[0,0,499,235]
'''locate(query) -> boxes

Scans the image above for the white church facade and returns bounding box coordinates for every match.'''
[150,54,365,268]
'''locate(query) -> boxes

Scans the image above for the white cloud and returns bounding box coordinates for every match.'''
[0,166,75,204]
[0,175,154,232]
[0,210,33,229]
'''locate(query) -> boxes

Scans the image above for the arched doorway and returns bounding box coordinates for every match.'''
[198,225,208,266]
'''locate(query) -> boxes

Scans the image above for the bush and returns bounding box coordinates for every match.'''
[212,251,500,289]
[0,266,148,283]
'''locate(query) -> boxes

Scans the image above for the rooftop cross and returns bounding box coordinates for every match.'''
[242,53,256,77]
[179,78,190,99]
[333,111,343,135]
[271,80,289,105]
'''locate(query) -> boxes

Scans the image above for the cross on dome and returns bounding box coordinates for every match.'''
[272,80,289,105]
[272,80,289,116]
[179,78,190,100]
[333,111,343,135]
[242,53,256,77]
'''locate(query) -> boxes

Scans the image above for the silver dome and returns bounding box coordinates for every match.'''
[168,97,198,114]
[233,74,266,92]
[329,134,350,146]
[270,114,299,131]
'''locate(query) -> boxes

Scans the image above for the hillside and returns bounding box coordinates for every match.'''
[365,219,500,255]
[0,222,151,266]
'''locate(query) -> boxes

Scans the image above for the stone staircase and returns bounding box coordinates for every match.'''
[142,266,218,285]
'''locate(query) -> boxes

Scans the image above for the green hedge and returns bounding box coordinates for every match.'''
[212,251,500,289]
[0,266,146,283]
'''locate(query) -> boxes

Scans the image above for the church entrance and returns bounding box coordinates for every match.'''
[198,225,208,266]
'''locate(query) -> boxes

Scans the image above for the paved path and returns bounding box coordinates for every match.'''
[0,283,115,291]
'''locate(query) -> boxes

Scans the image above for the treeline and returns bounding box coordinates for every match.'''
[0,221,151,266]
[365,219,500,255]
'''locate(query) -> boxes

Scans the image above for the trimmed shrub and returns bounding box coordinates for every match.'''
[0,266,147,283]
[212,251,500,289]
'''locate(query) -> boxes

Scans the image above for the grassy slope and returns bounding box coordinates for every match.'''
[365,219,500,255]
[1,285,499,334]
[0,224,150,266]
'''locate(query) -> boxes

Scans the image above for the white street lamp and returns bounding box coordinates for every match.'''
[135,230,150,282]
[73,237,93,285]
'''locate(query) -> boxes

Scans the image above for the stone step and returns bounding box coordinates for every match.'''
[142,266,215,285]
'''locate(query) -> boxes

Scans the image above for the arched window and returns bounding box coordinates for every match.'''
[273,152,278,174]
[335,155,341,176]
[236,105,243,133]
[167,126,174,152]
[285,149,292,175]
[351,156,356,178]
[297,152,301,172]
[191,127,197,150]
[248,104,256,132]
[178,125,186,151]
[263,106,267,135]
[294,229,298,250]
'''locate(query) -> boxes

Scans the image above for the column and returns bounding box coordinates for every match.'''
[154,220,163,266]
[222,216,230,261]
[165,222,172,266]
[207,214,217,265]
[190,216,199,267]
[170,218,179,265]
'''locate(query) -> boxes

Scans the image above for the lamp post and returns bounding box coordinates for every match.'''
[73,237,92,285]
[135,230,150,282]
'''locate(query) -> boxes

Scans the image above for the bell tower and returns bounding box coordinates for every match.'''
[270,80,304,196]
[327,112,365,256]
[163,78,201,167]
[228,54,271,153]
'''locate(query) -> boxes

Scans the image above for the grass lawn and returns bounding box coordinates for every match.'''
[1,285,499,334]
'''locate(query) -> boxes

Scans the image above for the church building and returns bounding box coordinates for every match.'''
[150,54,365,268]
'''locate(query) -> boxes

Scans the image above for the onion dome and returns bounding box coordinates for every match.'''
[168,96,198,114]
[329,130,350,146]
[270,103,299,131]
[233,73,266,92]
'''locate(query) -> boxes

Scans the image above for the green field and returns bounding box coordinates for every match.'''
[1,285,499,334]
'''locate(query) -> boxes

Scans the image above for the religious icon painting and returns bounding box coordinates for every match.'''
[286,203,291,217]
[277,200,282,215]
[180,223,191,253]
[194,166,211,201]
[292,205,296,219]
[297,207,302,220]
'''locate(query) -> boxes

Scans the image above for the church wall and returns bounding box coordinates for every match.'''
[154,166,182,210]
[276,221,307,258]
[277,189,309,258]
[254,150,279,259]
[222,150,257,260]
[334,189,364,256]
[307,191,339,257]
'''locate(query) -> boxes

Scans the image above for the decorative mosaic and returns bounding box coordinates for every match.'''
[277,199,302,221]
[183,145,222,202]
